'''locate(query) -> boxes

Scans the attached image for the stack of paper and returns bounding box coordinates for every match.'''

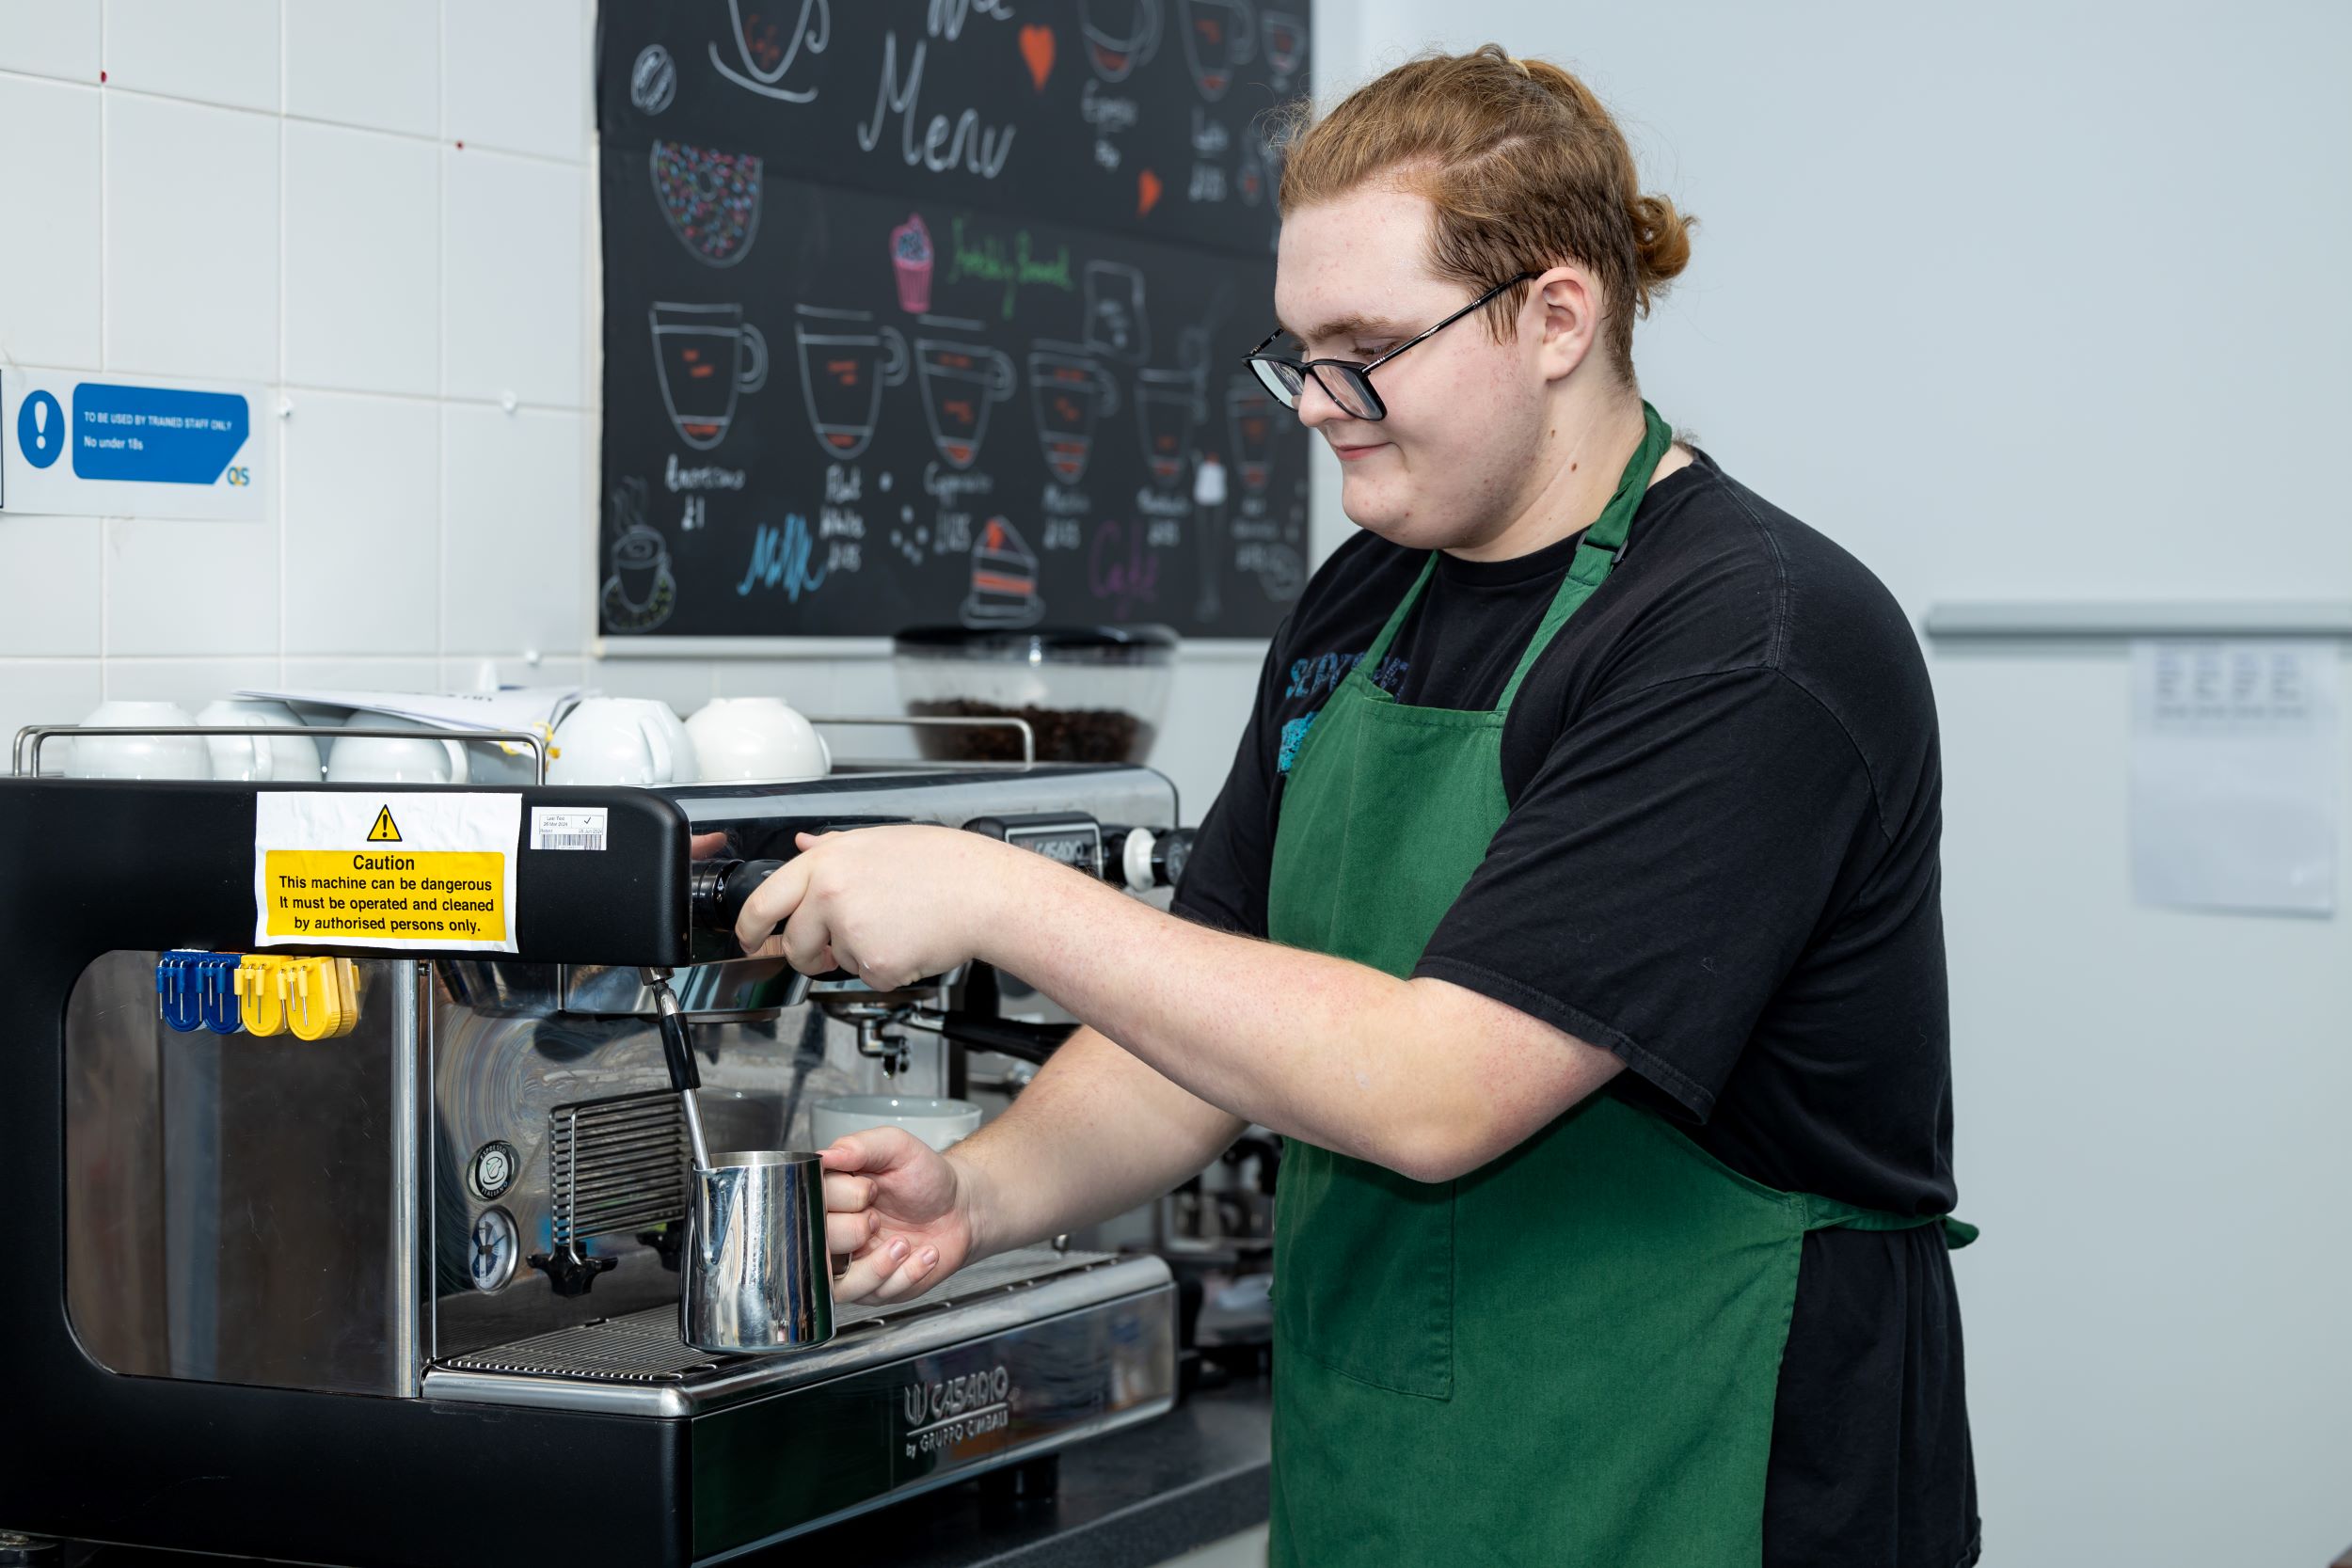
[232,686,593,736]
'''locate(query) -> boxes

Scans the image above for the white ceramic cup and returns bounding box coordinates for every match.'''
[326,718,470,784]
[810,1095,983,1153]
[685,696,831,783]
[65,700,211,780]
[195,699,324,783]
[548,697,695,786]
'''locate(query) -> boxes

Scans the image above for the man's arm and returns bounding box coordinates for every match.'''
[745,830,1623,1186]
[950,1020,1247,1261]
[965,852,1624,1183]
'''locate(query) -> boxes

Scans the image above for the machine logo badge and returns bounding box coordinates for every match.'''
[368,807,402,843]
[900,1364,1014,1456]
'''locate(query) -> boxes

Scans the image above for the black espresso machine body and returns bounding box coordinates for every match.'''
[0,766,1182,1564]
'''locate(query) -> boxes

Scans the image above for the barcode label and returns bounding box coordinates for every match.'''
[531,807,610,852]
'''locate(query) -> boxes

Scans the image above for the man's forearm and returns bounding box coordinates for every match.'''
[951,1022,1246,1260]
[972,853,1471,1178]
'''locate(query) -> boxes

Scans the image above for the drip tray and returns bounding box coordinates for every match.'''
[425,1245,1168,1418]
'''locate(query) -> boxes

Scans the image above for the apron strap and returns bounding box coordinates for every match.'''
[1494,402,1676,711]
[1802,1196,1980,1250]
[1355,554,1439,674]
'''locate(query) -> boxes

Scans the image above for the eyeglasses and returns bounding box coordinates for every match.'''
[1241,272,1536,421]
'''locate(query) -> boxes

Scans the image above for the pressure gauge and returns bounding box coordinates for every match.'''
[469,1207,519,1291]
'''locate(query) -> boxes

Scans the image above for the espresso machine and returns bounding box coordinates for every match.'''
[0,726,1190,1564]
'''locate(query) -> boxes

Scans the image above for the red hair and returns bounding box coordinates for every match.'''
[1275,44,1693,378]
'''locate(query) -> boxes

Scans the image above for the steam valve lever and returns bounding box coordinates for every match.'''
[641,967,712,1172]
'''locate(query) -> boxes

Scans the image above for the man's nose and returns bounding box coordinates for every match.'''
[1293,370,1350,430]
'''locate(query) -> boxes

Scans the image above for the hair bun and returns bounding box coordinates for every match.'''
[1629,192,1694,294]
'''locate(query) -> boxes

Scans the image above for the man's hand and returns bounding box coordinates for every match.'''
[734,826,1019,989]
[822,1127,982,1302]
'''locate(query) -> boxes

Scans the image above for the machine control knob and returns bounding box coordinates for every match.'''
[1104,826,1196,893]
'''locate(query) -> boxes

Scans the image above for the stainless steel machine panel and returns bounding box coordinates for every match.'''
[65,950,429,1397]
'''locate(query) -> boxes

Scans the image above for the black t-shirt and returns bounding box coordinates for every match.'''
[1174,447,1980,1568]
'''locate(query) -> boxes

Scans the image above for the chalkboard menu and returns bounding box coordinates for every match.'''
[594,1,1313,641]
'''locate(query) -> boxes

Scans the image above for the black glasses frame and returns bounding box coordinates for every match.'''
[1241,271,1537,421]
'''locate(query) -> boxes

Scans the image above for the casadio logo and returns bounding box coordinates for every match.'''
[904,1363,1011,1427]
[899,1362,1014,1455]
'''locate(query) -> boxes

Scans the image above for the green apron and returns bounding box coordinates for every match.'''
[1263,403,1973,1566]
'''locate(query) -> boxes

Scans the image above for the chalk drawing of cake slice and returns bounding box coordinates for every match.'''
[650,140,764,267]
[961,516,1045,628]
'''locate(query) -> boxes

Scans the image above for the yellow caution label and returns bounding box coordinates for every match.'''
[262,848,507,943]
[368,805,403,843]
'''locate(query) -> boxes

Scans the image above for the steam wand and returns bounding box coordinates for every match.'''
[641,966,712,1171]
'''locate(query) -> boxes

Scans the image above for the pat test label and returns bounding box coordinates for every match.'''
[530,806,609,851]
[253,793,522,953]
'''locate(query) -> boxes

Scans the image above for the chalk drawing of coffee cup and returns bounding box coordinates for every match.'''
[1083,261,1151,366]
[1227,375,1279,494]
[650,141,764,267]
[1080,0,1161,83]
[1136,369,1206,487]
[1261,9,1306,91]
[1180,0,1255,103]
[915,320,1018,471]
[651,302,769,451]
[1029,343,1121,485]
[603,519,678,633]
[709,0,831,104]
[794,305,909,461]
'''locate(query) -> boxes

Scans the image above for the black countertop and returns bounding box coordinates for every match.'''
[52,1376,1272,1568]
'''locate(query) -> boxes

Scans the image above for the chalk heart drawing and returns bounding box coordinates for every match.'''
[962,516,1045,629]
[711,0,831,103]
[915,318,1018,470]
[1180,0,1256,103]
[650,301,769,451]
[650,141,763,267]
[794,304,909,462]
[1029,342,1120,484]
[1137,167,1163,216]
[1080,0,1161,83]
[1019,24,1056,91]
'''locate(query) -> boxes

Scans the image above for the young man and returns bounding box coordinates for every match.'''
[737,46,1979,1568]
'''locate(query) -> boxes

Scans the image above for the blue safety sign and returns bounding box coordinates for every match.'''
[71,382,250,484]
[2,368,264,521]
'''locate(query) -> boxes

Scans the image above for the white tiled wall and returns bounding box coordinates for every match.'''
[0,0,1285,817]
[0,0,604,748]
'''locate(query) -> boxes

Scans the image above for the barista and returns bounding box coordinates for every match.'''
[736,46,1979,1568]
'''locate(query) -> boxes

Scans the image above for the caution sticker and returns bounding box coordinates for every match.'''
[253,792,523,953]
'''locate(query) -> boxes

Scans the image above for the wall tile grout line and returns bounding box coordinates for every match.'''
[0,68,588,169]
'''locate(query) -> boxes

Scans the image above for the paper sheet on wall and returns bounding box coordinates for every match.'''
[2130,641,2339,915]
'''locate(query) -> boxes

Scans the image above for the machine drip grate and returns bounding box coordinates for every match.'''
[548,1090,689,1246]
[439,1246,1106,1384]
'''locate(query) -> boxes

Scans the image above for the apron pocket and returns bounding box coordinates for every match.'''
[1273,1143,1455,1400]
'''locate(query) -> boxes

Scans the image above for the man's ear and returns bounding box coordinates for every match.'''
[1533,267,1600,384]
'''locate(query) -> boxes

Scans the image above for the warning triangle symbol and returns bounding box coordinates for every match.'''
[367,806,402,843]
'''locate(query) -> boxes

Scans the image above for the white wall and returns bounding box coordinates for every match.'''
[1325,4,2352,1563]
[0,0,600,740]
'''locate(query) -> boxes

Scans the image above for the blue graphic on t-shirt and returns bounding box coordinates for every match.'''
[1276,648,1410,774]
[1284,649,1409,701]
[1278,712,1318,773]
